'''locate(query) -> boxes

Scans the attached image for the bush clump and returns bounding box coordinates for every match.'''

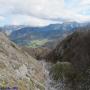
[50,62,76,81]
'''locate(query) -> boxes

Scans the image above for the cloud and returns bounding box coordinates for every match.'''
[0,0,90,26]
[0,16,5,21]
[3,15,59,27]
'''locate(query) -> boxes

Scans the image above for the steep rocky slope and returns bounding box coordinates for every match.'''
[46,30,90,90]
[0,32,45,90]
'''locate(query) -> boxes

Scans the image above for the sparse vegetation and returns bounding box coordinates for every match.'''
[50,62,76,81]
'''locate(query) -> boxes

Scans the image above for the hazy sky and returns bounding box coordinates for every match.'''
[0,0,90,26]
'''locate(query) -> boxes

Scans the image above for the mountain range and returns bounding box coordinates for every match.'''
[11,22,79,45]
[1,22,81,47]
[0,22,89,49]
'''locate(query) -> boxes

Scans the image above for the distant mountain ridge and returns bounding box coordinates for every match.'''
[1,22,90,48]
[9,22,81,46]
[0,25,25,35]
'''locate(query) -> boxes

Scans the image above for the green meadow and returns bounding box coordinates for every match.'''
[27,39,48,48]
